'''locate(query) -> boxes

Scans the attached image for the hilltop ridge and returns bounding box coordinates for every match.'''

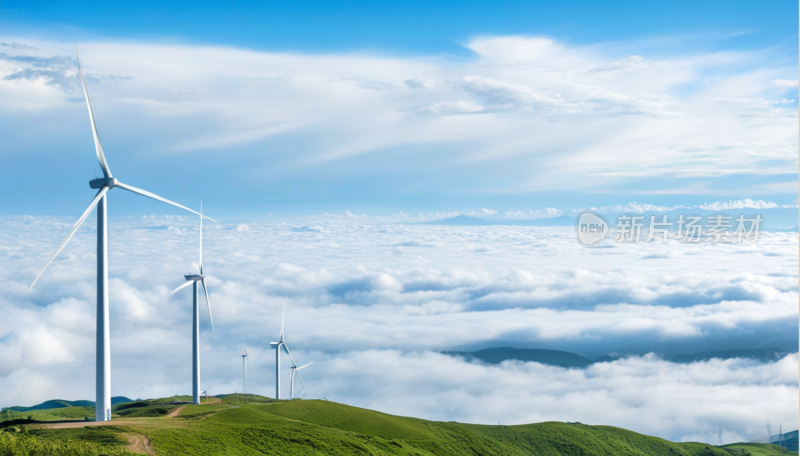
[0,394,743,455]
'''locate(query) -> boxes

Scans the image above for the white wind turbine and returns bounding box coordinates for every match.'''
[29,46,214,422]
[270,305,308,399]
[289,357,313,399]
[270,304,293,399]
[240,341,250,395]
[171,202,215,405]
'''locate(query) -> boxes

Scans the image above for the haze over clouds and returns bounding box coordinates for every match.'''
[0,215,796,443]
[0,33,796,215]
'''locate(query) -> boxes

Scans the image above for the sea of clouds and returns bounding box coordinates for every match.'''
[0,213,796,444]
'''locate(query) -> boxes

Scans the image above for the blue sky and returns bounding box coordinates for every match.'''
[0,0,797,217]
[2,0,797,52]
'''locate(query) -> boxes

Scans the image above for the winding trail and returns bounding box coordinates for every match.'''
[166,405,186,418]
[126,434,156,455]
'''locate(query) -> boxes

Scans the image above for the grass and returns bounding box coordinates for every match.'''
[14,395,761,456]
[0,431,133,456]
[176,405,234,418]
[29,426,131,447]
[721,442,799,455]
[0,407,95,424]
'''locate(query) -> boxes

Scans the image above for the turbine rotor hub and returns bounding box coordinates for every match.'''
[89,177,118,189]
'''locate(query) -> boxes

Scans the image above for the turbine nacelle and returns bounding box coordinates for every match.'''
[184,274,204,281]
[89,177,118,189]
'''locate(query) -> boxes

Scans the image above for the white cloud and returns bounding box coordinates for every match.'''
[0,35,795,201]
[697,198,780,211]
[588,198,792,214]
[772,78,799,88]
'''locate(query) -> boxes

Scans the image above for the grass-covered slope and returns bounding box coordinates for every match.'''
[0,406,95,424]
[772,430,799,451]
[10,395,761,455]
[0,432,132,456]
[721,442,795,455]
[2,397,133,413]
[3,400,94,412]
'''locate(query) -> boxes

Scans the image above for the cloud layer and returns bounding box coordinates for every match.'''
[0,34,797,214]
[0,215,796,443]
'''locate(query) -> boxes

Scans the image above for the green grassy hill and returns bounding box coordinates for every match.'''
[721,442,796,455]
[0,405,95,424]
[2,396,133,413]
[772,430,799,451]
[6,394,743,455]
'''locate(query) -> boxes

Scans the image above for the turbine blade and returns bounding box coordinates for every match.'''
[76,45,112,179]
[30,186,109,290]
[115,182,217,222]
[283,344,298,368]
[171,280,193,295]
[280,303,285,342]
[201,278,215,335]
[199,200,203,274]
[297,370,306,397]
[298,362,313,370]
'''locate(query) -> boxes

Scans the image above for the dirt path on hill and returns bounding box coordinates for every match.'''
[126,433,156,455]
[166,405,186,418]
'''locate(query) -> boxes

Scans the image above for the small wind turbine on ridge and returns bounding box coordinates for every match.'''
[270,304,288,399]
[240,340,250,395]
[171,201,216,405]
[289,356,313,399]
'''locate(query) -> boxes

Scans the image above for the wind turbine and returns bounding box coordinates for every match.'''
[240,341,250,395]
[289,357,312,399]
[270,305,288,399]
[29,46,214,422]
[171,202,215,406]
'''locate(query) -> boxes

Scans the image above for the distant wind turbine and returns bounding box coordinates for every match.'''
[171,202,216,405]
[240,341,250,395]
[270,304,290,399]
[29,46,214,422]
[270,306,285,399]
[289,357,313,399]
[271,305,308,400]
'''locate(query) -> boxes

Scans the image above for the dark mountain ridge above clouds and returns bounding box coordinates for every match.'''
[443,347,793,368]
[421,207,798,231]
[421,215,573,226]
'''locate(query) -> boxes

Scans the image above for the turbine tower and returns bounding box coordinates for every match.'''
[289,357,313,399]
[30,46,213,422]
[171,202,215,406]
[240,341,249,395]
[270,305,287,399]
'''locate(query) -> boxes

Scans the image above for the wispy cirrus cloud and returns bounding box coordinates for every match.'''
[0,34,795,212]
